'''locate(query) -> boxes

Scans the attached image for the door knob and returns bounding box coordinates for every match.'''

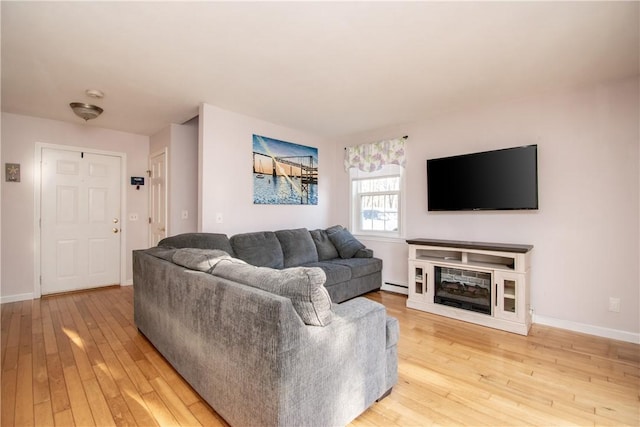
[113,228,119,234]
[113,218,119,224]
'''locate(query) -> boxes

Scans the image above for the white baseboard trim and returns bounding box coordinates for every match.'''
[1,281,133,303]
[533,314,640,344]
[1,293,34,304]
[381,282,408,295]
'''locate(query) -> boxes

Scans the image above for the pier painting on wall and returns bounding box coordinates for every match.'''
[253,134,318,205]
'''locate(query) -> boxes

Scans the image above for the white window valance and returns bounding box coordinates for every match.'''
[344,137,406,172]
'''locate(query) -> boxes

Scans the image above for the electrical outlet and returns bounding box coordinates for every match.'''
[608,297,621,313]
[216,213,223,223]
[181,210,188,220]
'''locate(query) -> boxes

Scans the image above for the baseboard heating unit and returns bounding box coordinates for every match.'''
[381,281,408,295]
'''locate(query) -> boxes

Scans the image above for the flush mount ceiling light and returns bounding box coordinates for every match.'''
[69,102,103,121]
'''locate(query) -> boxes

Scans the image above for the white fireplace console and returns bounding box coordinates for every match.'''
[407,238,533,335]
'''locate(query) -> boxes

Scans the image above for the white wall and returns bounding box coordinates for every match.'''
[333,77,639,340]
[199,103,334,234]
[149,125,171,158]
[170,121,198,235]
[1,113,149,300]
[150,121,198,236]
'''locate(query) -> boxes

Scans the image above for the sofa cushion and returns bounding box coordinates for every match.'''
[354,248,374,258]
[302,261,352,286]
[325,225,344,234]
[158,233,235,256]
[309,229,340,261]
[212,262,332,326]
[230,231,284,269]
[172,248,243,273]
[327,226,365,259]
[145,246,177,262]
[275,228,318,268]
[328,257,383,279]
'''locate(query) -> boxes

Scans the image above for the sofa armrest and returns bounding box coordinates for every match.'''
[354,248,374,258]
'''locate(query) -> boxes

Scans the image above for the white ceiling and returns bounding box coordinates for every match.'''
[2,1,638,137]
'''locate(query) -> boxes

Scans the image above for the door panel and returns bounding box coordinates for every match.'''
[89,187,108,222]
[56,240,77,277]
[41,148,121,294]
[88,238,108,274]
[57,186,78,222]
[149,151,167,246]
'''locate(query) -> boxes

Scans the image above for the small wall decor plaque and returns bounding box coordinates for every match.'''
[5,163,20,182]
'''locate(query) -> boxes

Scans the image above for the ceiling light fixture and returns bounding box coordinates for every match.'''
[70,102,104,121]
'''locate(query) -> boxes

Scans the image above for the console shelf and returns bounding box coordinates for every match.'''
[407,238,533,335]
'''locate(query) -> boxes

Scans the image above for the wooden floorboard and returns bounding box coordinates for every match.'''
[1,287,638,426]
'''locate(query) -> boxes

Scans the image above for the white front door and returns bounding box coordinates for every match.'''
[40,148,122,294]
[149,150,167,246]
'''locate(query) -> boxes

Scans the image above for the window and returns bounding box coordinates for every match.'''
[344,137,406,237]
[350,165,404,237]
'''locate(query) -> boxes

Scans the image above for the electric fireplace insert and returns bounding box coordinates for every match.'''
[434,266,492,315]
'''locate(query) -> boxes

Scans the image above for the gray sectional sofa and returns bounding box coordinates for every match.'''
[157,225,383,303]
[133,226,398,426]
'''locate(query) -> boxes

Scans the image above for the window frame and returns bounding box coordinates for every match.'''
[349,166,405,238]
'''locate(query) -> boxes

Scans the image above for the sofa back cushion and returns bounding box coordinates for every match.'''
[172,248,242,273]
[309,229,340,261]
[158,233,235,257]
[212,262,332,326]
[145,246,177,262]
[275,228,318,267]
[327,226,365,259]
[230,231,284,269]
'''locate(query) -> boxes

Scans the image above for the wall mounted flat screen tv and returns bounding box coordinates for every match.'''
[427,145,538,211]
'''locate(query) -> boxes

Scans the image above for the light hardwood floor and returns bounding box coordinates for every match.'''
[1,286,638,426]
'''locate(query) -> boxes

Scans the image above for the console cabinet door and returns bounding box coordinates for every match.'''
[494,271,524,322]
[408,261,434,303]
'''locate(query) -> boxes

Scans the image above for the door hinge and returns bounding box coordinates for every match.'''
[39,276,42,285]
[148,217,152,224]
[146,170,152,178]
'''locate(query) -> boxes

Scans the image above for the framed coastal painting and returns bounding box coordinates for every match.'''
[253,134,318,205]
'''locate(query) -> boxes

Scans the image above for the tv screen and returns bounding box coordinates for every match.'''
[427,145,538,211]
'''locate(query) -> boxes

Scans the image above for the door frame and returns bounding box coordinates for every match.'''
[33,142,127,299]
[148,148,168,246]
